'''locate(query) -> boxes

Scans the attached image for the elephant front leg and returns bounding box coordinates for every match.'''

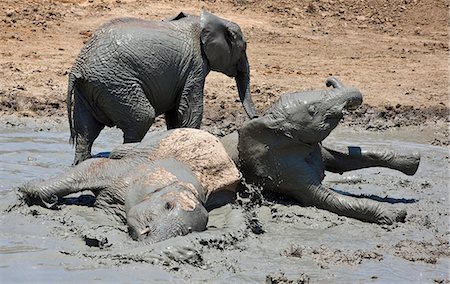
[175,75,205,129]
[321,145,420,176]
[18,158,114,208]
[19,177,71,209]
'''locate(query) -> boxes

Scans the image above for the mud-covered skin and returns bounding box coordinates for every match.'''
[221,77,420,224]
[19,129,240,243]
[68,11,257,165]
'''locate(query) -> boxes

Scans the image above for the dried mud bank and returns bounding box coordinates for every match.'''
[1,103,449,147]
[1,0,448,128]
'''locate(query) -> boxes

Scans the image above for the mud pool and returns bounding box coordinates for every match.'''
[0,124,449,283]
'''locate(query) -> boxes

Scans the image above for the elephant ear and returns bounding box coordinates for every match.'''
[200,11,245,74]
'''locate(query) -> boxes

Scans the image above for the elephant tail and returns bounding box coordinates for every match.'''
[67,72,76,145]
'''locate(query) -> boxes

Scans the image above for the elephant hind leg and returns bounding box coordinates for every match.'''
[73,98,105,165]
[299,184,406,224]
[164,107,181,130]
[321,146,420,176]
[102,84,156,144]
[121,100,155,143]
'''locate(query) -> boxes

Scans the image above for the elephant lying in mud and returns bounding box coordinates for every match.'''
[19,77,420,243]
[19,129,241,243]
[221,77,420,224]
[68,11,257,165]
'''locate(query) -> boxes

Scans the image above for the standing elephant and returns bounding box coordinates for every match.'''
[67,11,257,165]
[221,77,420,224]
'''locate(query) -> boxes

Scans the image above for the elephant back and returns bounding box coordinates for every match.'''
[139,129,241,196]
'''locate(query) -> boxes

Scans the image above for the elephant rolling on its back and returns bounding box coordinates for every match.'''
[68,11,257,165]
[221,77,420,225]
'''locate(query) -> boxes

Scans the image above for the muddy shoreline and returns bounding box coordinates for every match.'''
[1,102,448,147]
[1,119,449,283]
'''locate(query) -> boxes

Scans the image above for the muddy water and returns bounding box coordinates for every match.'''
[0,125,449,283]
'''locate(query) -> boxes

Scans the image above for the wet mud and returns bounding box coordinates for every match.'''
[1,123,449,283]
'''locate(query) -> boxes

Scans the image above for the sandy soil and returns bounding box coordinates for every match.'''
[0,0,449,283]
[0,0,448,141]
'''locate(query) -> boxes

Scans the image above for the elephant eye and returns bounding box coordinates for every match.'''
[307,105,317,116]
[165,201,174,211]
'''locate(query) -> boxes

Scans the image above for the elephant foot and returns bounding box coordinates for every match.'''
[389,152,420,176]
[72,153,92,166]
[18,182,59,209]
[377,208,407,225]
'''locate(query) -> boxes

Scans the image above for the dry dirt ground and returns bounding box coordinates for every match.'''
[0,0,448,142]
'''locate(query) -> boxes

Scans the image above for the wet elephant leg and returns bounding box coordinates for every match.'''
[288,183,406,225]
[73,100,105,165]
[19,158,119,208]
[277,156,406,225]
[109,85,156,144]
[164,107,181,129]
[313,185,407,224]
[321,145,420,175]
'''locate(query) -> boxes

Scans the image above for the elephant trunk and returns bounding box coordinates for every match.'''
[326,77,363,110]
[236,53,257,119]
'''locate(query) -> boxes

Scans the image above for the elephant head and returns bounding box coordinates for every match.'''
[125,160,209,243]
[261,77,363,144]
[200,11,257,119]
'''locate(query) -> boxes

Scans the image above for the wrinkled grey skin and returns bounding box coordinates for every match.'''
[221,77,420,224]
[19,78,420,244]
[19,131,211,244]
[68,11,257,165]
